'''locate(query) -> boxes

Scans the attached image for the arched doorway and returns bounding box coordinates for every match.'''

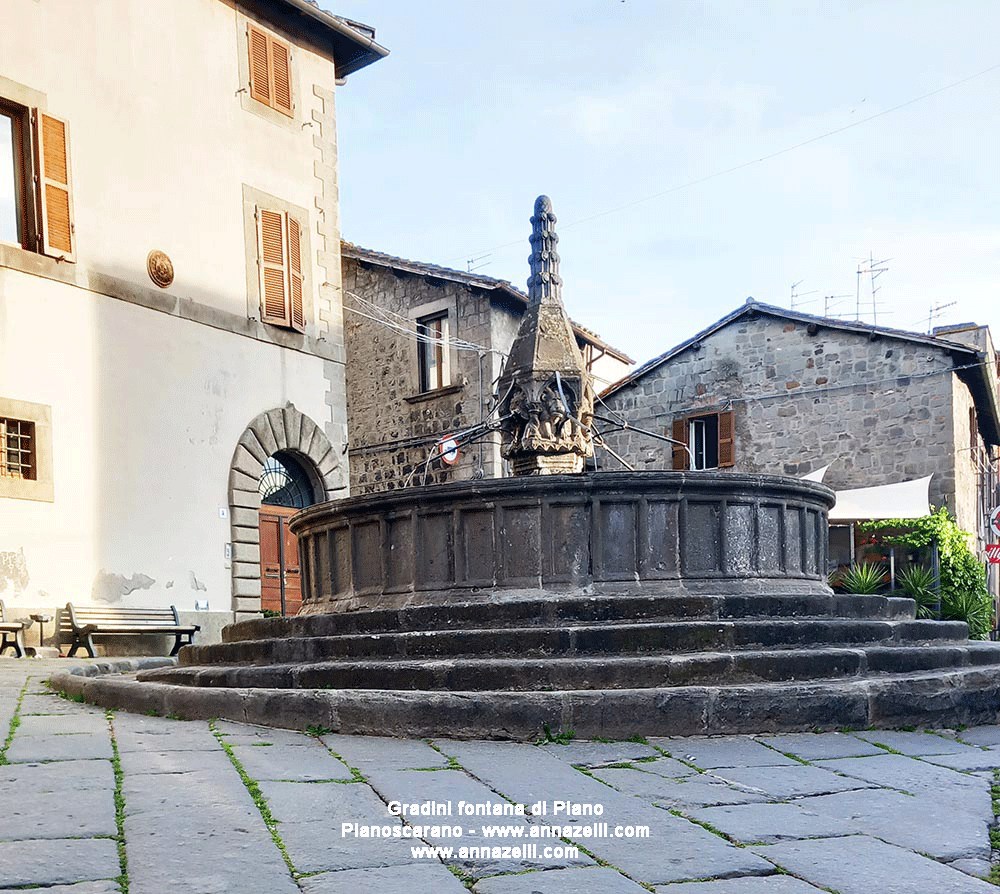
[227,404,346,620]
[258,452,314,616]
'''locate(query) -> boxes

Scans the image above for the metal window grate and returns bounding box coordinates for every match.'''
[0,417,35,480]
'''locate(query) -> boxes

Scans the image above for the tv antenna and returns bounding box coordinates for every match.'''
[925,300,957,333]
[856,253,890,324]
[466,254,492,273]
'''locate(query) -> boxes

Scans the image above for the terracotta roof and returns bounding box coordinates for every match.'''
[341,241,633,363]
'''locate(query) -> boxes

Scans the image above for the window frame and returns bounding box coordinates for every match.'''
[242,186,312,336]
[671,410,735,471]
[417,311,450,393]
[0,398,53,503]
[0,99,32,250]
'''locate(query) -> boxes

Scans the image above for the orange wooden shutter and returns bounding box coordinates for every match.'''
[248,25,271,106]
[270,39,293,116]
[286,215,304,331]
[718,410,735,468]
[671,418,688,470]
[34,112,74,258]
[258,207,289,325]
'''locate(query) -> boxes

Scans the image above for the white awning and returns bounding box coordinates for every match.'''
[829,476,933,522]
[801,464,831,482]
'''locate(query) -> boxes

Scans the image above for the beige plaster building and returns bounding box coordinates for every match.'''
[0,0,386,646]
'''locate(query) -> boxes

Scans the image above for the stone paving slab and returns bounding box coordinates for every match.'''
[535,741,661,767]
[815,754,993,818]
[0,788,116,840]
[608,754,692,778]
[917,747,1000,772]
[322,733,450,770]
[229,742,354,781]
[959,725,1000,747]
[0,758,114,792]
[0,883,121,894]
[111,715,221,752]
[299,863,469,893]
[214,720,320,747]
[121,767,254,813]
[473,866,651,893]
[277,819,423,874]
[756,731,885,760]
[851,728,981,755]
[655,876,827,893]
[705,763,874,800]
[115,747,233,776]
[752,834,999,893]
[16,712,110,736]
[794,788,990,861]
[5,732,113,762]
[591,766,769,810]
[650,737,798,768]
[687,801,853,844]
[0,838,120,888]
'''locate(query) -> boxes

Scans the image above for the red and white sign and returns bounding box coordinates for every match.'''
[438,436,460,465]
[986,544,1000,565]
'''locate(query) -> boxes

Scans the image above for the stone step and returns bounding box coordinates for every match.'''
[185,617,967,666]
[147,641,1000,692]
[97,666,1000,739]
[221,593,917,643]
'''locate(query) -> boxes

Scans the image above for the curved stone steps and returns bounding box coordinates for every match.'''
[221,593,917,643]
[55,665,1000,739]
[183,617,969,666]
[142,641,1000,692]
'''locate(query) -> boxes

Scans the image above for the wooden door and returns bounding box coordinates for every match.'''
[259,505,302,615]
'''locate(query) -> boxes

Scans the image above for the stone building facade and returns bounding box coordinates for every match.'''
[0,0,385,644]
[342,244,631,494]
[600,301,1000,568]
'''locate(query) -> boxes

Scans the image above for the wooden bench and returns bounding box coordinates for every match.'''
[61,603,199,658]
[0,600,26,658]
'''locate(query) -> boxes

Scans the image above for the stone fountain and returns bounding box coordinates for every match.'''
[54,197,1000,738]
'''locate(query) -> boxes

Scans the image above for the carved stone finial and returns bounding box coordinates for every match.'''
[527,195,562,306]
[496,196,594,476]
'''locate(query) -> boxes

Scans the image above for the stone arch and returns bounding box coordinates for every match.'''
[228,403,345,618]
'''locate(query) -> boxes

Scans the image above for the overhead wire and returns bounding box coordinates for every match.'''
[445,61,1000,264]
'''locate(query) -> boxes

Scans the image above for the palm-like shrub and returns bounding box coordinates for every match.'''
[836,562,887,595]
[896,564,939,619]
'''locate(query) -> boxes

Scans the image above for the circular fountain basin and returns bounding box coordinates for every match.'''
[289,471,835,614]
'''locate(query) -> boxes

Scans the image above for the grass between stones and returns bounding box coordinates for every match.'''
[0,677,28,765]
[106,711,130,894]
[210,720,299,878]
[990,769,1000,886]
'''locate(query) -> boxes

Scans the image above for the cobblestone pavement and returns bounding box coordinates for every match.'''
[2,659,999,893]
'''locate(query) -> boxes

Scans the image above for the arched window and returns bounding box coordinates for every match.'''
[258,451,314,508]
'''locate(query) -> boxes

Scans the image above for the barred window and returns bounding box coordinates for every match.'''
[0,417,35,480]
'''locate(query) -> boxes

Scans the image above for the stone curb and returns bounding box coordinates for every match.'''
[46,661,1000,741]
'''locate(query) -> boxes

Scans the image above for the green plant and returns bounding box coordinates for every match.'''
[539,722,575,745]
[862,508,992,639]
[836,562,887,594]
[896,564,939,619]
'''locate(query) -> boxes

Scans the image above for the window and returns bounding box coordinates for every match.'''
[256,207,304,332]
[417,312,450,392]
[0,99,73,259]
[0,398,52,502]
[671,410,734,470]
[247,25,293,118]
[1,417,34,480]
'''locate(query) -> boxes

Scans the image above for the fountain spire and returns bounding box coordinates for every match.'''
[496,196,594,475]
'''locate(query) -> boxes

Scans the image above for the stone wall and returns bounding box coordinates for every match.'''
[342,257,507,494]
[600,311,977,518]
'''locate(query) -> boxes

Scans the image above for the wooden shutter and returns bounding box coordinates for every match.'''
[248,25,271,106]
[286,214,304,331]
[718,410,735,468]
[34,111,74,259]
[258,207,289,325]
[671,417,688,470]
[270,39,293,116]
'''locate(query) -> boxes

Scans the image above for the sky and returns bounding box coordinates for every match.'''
[330,1,1000,368]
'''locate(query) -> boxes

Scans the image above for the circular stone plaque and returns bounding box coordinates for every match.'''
[146,250,174,288]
